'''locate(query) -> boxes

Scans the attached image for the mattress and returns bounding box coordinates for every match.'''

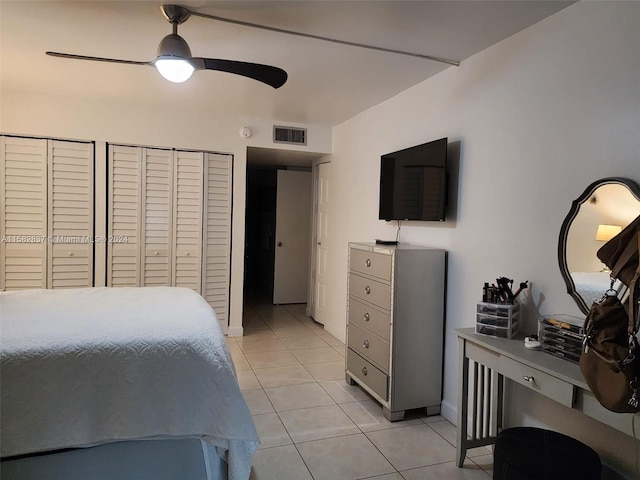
[570,271,614,306]
[0,287,259,480]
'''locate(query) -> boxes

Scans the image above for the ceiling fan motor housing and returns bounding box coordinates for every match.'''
[160,5,191,25]
[157,33,192,59]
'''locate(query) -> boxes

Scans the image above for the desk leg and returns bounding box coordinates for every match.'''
[497,372,504,434]
[456,337,469,467]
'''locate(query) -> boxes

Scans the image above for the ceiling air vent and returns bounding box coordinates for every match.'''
[273,125,307,146]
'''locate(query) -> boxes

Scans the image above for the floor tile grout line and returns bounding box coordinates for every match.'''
[333,400,402,475]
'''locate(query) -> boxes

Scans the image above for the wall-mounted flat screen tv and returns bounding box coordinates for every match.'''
[378,137,448,221]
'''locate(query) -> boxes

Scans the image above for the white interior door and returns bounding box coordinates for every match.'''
[107,145,142,287]
[0,136,48,291]
[141,148,173,287]
[202,152,233,332]
[273,170,311,304]
[312,163,330,325]
[47,140,94,289]
[171,150,203,293]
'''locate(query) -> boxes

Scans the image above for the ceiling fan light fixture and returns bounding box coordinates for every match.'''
[154,32,194,82]
[155,58,195,83]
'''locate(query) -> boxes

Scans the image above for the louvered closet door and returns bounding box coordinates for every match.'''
[141,148,173,286]
[108,145,141,286]
[0,136,48,290]
[47,140,94,289]
[202,153,232,328]
[172,151,203,293]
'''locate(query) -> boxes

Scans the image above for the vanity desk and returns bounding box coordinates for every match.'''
[455,327,636,467]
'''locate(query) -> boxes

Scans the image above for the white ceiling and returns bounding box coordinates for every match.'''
[1,1,574,128]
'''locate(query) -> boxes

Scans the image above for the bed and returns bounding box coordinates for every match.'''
[570,271,620,307]
[0,287,259,480]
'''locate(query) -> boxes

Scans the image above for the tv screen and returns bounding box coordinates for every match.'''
[378,137,448,221]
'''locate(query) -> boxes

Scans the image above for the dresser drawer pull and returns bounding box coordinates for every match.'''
[363,340,370,349]
[364,286,371,294]
[523,375,535,383]
[363,312,370,321]
[365,258,372,267]
[362,367,368,376]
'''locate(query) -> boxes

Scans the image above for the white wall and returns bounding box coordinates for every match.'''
[325,1,639,475]
[0,90,332,336]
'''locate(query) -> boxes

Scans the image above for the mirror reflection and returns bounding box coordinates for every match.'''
[559,178,640,314]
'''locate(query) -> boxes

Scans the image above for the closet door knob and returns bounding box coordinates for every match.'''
[364,286,371,294]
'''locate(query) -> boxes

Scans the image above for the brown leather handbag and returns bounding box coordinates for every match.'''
[580,230,640,413]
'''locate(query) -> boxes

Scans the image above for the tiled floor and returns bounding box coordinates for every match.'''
[225,299,493,480]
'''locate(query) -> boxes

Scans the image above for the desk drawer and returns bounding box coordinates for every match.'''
[350,248,392,280]
[500,356,574,407]
[348,323,389,373]
[347,348,388,401]
[349,297,390,340]
[349,273,391,310]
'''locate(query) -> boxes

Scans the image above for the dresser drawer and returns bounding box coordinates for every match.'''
[349,273,391,310]
[350,248,392,280]
[500,356,575,407]
[349,297,391,340]
[347,348,388,401]
[348,323,389,373]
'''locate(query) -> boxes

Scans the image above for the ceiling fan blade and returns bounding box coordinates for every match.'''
[191,58,287,89]
[46,51,149,66]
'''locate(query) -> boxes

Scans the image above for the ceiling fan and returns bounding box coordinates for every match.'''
[46,4,288,89]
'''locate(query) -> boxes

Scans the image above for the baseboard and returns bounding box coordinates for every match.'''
[227,326,243,337]
[440,398,457,425]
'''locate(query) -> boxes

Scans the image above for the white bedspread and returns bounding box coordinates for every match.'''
[571,271,614,306]
[0,287,258,480]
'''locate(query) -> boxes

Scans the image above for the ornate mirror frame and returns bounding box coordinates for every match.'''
[558,177,640,315]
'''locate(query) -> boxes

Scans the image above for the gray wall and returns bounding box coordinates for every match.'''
[324,1,639,475]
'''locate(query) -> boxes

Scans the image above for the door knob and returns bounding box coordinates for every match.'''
[277,242,283,247]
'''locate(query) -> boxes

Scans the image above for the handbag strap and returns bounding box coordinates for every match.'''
[627,232,640,335]
[611,235,639,280]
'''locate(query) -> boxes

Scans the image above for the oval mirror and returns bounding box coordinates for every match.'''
[558,177,640,315]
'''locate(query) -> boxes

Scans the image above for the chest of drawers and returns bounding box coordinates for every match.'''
[345,242,446,421]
